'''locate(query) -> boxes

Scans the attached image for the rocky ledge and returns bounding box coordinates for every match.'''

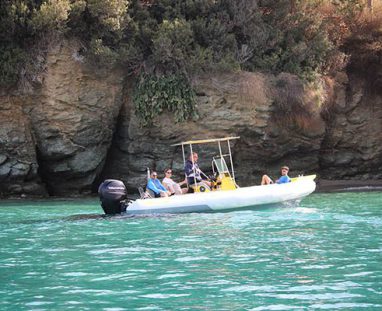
[0,39,381,197]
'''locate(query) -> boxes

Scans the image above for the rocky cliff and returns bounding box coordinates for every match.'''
[0,40,124,196]
[319,37,382,181]
[0,39,381,197]
[103,72,326,192]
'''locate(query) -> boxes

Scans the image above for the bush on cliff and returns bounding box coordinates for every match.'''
[0,0,375,124]
[0,0,129,87]
[133,74,197,126]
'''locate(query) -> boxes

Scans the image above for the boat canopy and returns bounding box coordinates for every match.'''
[173,136,240,186]
[172,136,240,146]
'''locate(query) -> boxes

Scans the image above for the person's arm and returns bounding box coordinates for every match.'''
[192,163,204,181]
[154,179,167,192]
[178,178,187,186]
[184,161,193,176]
[147,179,161,194]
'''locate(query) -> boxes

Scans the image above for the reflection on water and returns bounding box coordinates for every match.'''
[0,192,381,310]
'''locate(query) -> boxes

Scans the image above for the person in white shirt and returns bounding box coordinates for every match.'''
[162,168,188,195]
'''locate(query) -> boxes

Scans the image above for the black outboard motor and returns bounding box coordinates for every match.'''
[98,179,127,215]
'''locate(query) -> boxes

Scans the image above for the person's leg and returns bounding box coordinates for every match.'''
[261,175,273,185]
[201,179,212,187]
[174,183,183,195]
[163,182,175,194]
[160,191,169,197]
[187,180,196,193]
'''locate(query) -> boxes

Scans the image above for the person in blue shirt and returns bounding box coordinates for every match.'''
[261,166,291,185]
[147,171,171,198]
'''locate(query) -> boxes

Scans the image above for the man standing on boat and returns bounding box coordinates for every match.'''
[184,152,212,188]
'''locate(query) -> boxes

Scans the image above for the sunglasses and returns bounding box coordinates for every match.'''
[152,174,157,177]
[166,171,172,174]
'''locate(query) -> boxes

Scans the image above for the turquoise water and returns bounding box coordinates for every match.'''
[0,192,381,310]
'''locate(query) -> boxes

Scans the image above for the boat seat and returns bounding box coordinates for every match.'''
[146,189,155,198]
[212,157,237,190]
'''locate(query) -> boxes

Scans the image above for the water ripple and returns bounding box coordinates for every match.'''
[0,193,381,310]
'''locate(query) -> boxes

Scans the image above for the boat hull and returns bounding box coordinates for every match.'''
[126,177,316,215]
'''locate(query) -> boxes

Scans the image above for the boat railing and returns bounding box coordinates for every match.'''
[212,156,230,175]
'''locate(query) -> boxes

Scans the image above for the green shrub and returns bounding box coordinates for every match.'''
[0,0,371,118]
[29,0,71,33]
[0,45,27,87]
[87,0,128,32]
[88,38,120,68]
[0,0,130,87]
[133,74,197,126]
[149,19,194,73]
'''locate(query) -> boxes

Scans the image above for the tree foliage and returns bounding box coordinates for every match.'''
[0,0,373,122]
[133,74,197,126]
[0,0,129,86]
[30,0,71,33]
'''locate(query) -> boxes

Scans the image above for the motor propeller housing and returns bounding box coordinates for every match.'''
[98,179,127,215]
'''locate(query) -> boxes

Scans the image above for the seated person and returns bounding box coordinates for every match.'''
[147,171,171,198]
[162,168,188,195]
[184,152,211,188]
[261,166,291,185]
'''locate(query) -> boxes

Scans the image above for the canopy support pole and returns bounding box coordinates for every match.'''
[189,144,197,186]
[227,140,235,182]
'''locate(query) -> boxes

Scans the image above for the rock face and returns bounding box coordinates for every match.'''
[0,96,45,196]
[0,39,124,196]
[28,41,124,195]
[1,38,381,197]
[319,44,382,180]
[103,72,326,191]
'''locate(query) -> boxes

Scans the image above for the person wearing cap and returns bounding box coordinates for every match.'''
[261,166,291,185]
[147,171,171,197]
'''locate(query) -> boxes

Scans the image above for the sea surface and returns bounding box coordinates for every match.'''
[0,192,381,310]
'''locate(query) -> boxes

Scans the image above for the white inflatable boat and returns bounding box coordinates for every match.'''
[98,137,316,215]
[125,175,316,215]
